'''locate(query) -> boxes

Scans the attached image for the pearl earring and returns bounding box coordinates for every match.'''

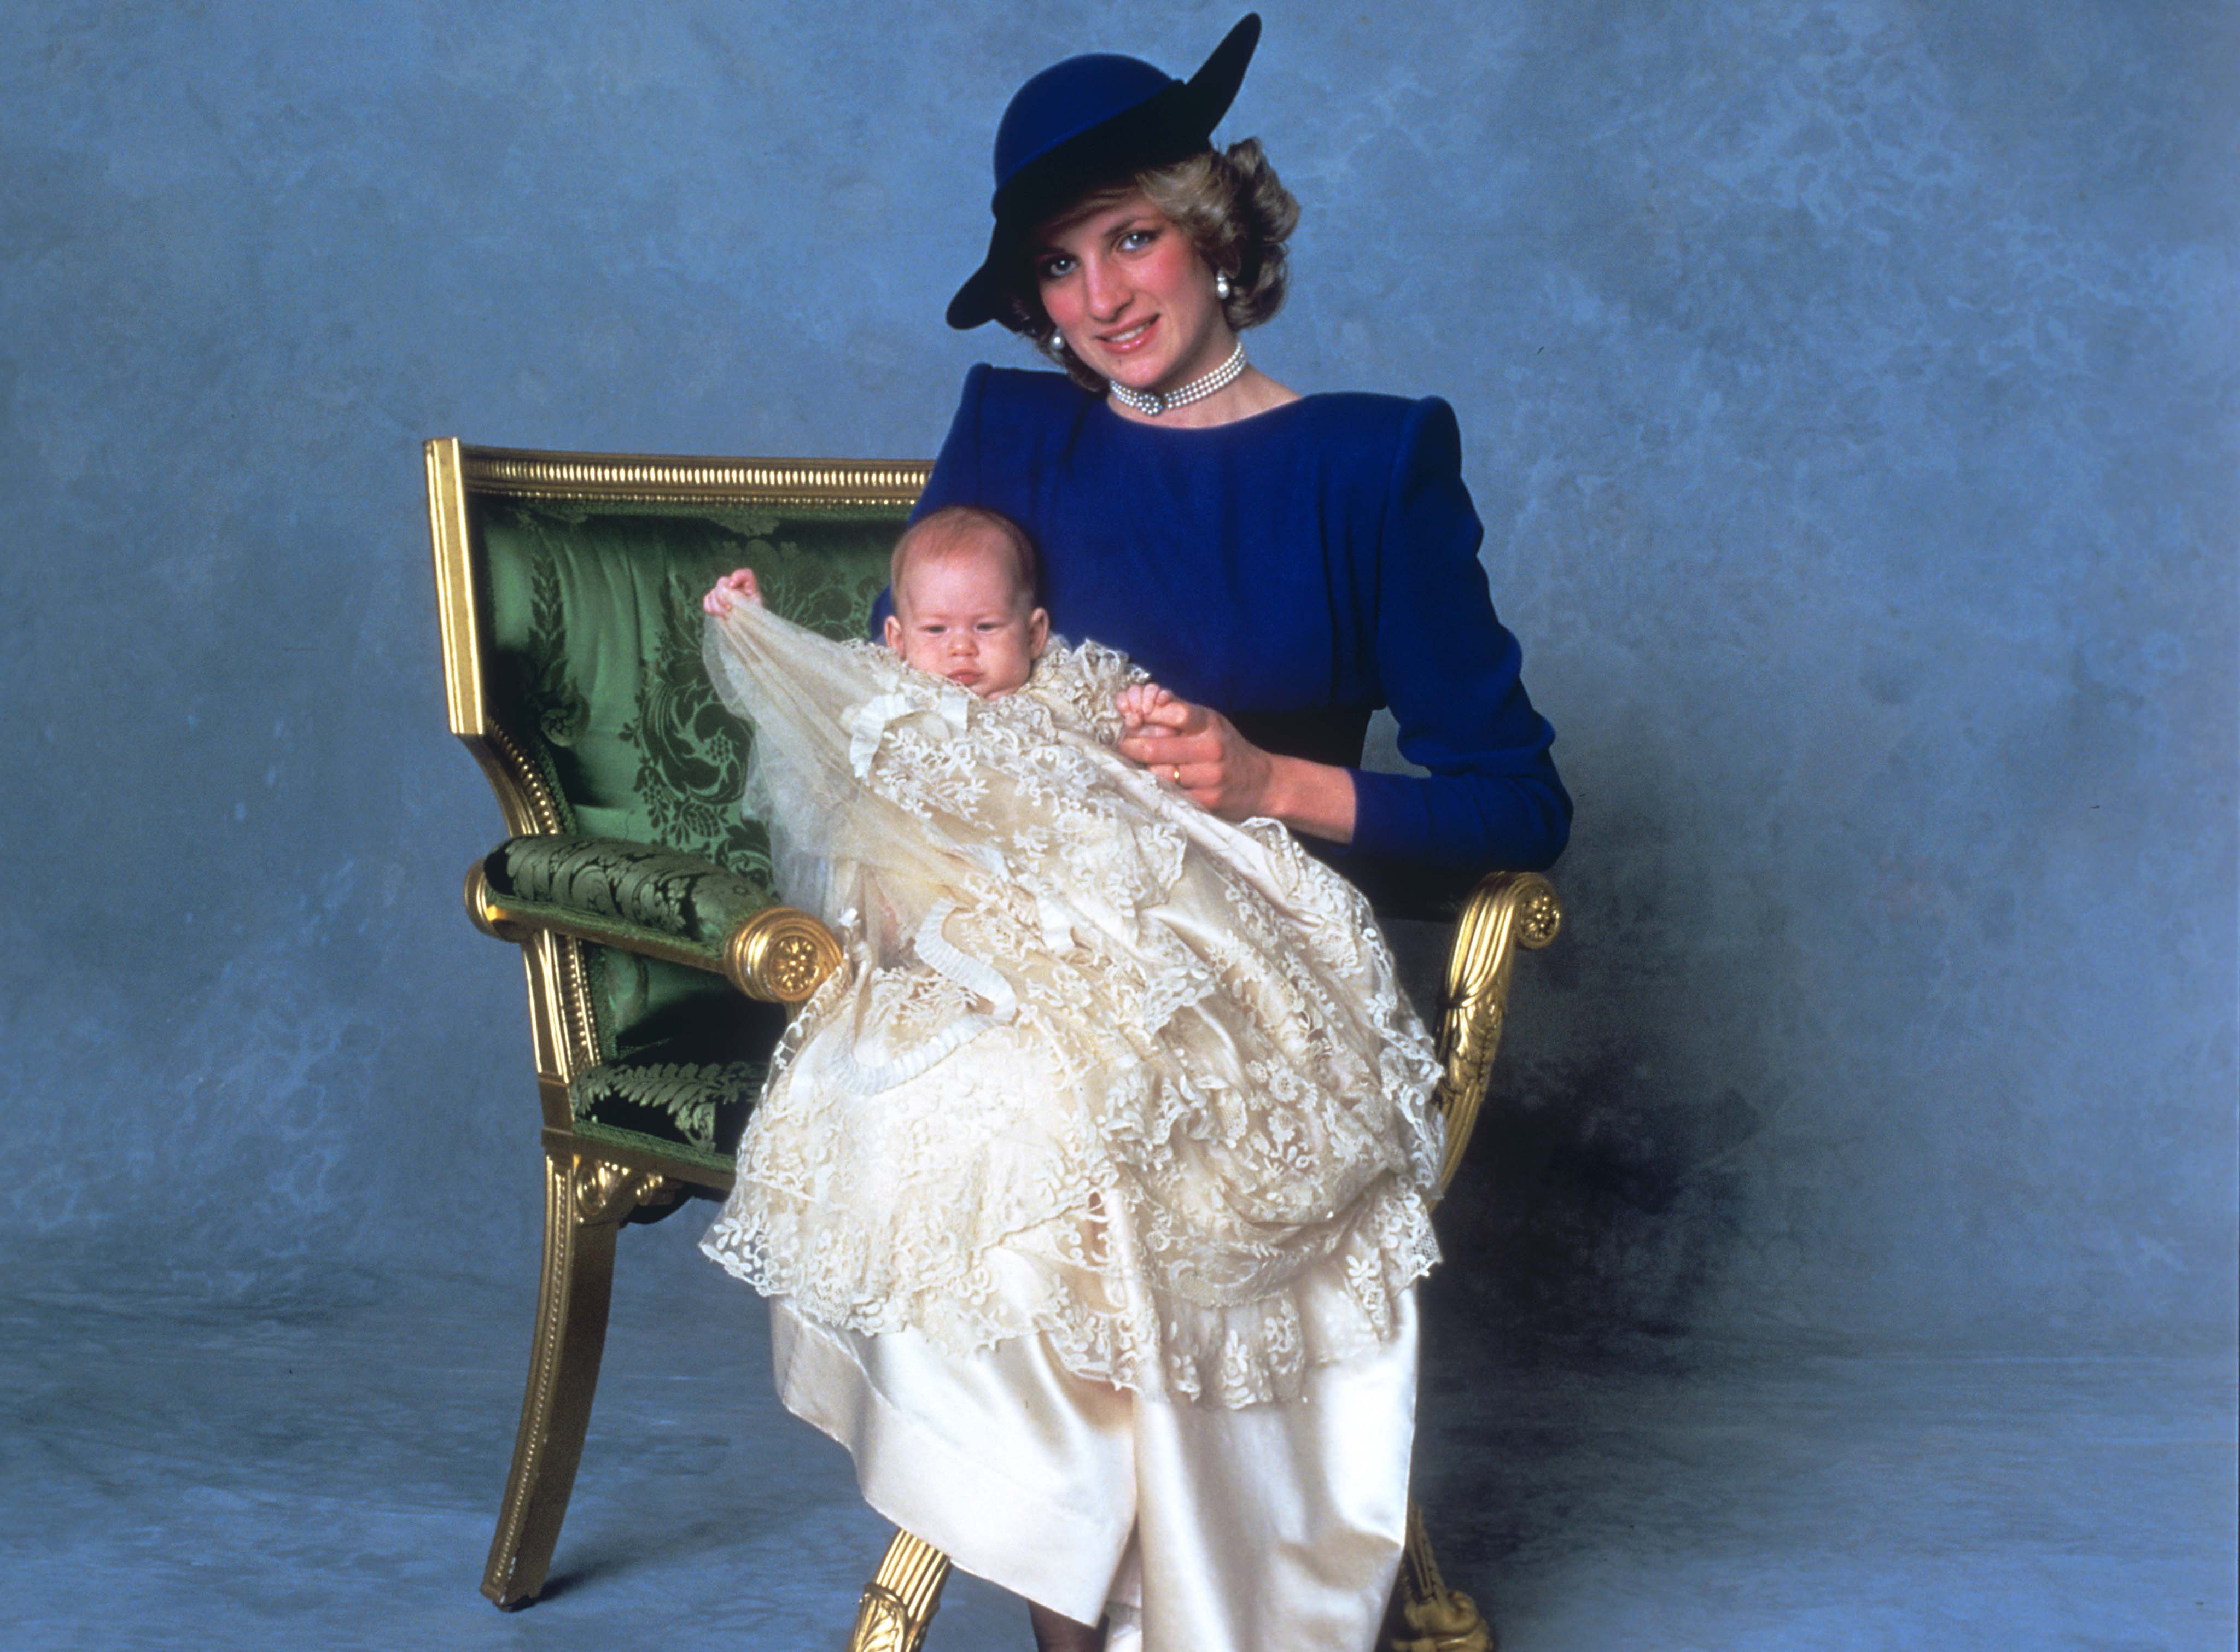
[1215,272,1233,300]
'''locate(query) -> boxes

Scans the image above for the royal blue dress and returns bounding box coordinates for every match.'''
[902,364,1571,874]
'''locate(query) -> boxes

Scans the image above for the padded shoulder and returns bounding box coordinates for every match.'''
[1296,391,1456,466]
[972,363,1095,428]
[1298,388,1425,426]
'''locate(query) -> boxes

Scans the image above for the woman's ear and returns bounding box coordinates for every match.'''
[1029,607,1051,657]
[883,613,905,651]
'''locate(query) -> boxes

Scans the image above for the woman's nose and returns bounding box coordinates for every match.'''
[1082,253,1128,320]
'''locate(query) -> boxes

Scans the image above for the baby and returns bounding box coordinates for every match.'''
[696,504,1442,1652]
[703,501,1187,733]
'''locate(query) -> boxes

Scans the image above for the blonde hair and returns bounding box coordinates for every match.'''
[1005,139,1300,392]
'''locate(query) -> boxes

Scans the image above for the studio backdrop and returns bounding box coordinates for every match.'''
[1,0,2231,1353]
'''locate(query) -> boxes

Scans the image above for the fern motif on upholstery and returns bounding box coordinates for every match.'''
[527,557,591,751]
[482,499,894,877]
[569,1059,765,1157]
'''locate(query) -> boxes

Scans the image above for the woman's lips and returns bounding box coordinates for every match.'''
[1098,316,1157,355]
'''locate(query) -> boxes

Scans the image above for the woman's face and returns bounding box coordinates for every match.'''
[1031,190,1233,394]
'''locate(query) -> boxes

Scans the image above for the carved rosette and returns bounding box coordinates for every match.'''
[725,906,844,1004]
[1516,880,1561,949]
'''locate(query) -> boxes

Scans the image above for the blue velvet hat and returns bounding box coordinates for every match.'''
[946,14,1262,331]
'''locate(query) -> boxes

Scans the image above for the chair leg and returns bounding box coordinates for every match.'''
[480,1152,658,1608]
[843,1528,953,1652]
[836,1505,1475,1651]
[1384,1500,1496,1652]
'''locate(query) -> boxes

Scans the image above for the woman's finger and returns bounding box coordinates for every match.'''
[1142,696,1198,730]
[1116,729,1220,768]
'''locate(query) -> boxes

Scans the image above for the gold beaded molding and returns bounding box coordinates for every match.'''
[460,446,931,507]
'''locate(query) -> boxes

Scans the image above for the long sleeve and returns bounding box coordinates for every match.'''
[1345,398,1571,870]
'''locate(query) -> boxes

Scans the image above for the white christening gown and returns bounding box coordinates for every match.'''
[698,600,1444,1650]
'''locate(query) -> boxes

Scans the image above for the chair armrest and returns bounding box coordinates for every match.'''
[462,833,842,1005]
[1430,871,1561,1198]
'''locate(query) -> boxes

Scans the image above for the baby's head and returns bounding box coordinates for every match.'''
[882,506,1050,697]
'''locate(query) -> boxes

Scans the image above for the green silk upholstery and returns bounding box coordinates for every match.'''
[473,497,900,1168]
[492,835,775,958]
[478,499,894,877]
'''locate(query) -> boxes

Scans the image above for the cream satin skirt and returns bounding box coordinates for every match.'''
[771,1291,1417,1652]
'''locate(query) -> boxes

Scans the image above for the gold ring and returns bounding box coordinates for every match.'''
[1171,766,1183,785]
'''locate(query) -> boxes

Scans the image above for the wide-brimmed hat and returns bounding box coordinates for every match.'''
[946,13,1262,331]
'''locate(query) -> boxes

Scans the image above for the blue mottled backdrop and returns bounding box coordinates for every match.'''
[2,0,2231,1351]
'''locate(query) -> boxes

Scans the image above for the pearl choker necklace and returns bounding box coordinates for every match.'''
[1107,340,1246,417]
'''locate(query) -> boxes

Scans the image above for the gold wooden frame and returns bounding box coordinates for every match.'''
[427,439,928,1608]
[427,438,1558,1647]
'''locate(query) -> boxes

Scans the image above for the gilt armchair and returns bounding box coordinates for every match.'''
[424,437,1559,1652]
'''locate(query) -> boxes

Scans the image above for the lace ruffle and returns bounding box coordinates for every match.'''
[699,608,1445,1407]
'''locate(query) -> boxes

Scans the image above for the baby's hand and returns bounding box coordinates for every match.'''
[703,568,763,615]
[1116,681,1194,737]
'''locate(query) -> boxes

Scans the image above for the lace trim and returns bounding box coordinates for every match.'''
[699,610,1445,1406]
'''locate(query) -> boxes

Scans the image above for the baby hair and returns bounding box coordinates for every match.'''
[891,506,1042,612]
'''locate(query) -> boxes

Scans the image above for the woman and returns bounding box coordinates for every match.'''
[792,15,1569,1652]
[917,13,1570,885]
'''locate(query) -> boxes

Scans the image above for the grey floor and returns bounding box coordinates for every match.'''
[6,1223,2233,1652]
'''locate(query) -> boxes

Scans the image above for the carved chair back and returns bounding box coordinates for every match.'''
[427,441,926,1177]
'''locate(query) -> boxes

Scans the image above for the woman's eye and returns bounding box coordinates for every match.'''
[1037,256,1074,281]
[1120,227,1156,251]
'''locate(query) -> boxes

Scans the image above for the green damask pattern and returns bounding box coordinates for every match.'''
[496,834,770,945]
[474,495,903,1160]
[754,535,893,639]
[618,571,763,877]
[611,537,890,877]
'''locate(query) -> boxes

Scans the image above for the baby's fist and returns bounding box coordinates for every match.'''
[1116,682,1183,732]
[703,568,763,615]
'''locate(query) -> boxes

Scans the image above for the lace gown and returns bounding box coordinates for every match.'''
[698,599,1443,1409]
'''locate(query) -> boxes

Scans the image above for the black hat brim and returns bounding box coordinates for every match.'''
[947,14,1262,332]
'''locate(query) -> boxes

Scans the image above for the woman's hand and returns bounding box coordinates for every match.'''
[702,568,763,615]
[1114,683,1357,843]
[1115,683,1278,819]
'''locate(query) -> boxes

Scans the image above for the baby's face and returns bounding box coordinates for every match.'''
[883,542,1050,697]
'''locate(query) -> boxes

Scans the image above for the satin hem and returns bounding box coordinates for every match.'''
[772,1302,1134,1624]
